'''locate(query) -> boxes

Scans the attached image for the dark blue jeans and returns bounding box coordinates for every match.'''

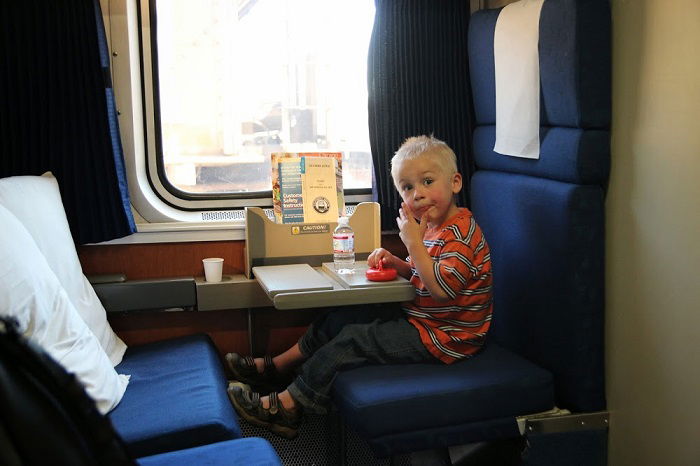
[287,304,435,414]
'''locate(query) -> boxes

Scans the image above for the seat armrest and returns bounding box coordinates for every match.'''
[87,274,127,285]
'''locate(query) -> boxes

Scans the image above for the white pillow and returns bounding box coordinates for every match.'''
[0,205,129,414]
[0,173,127,365]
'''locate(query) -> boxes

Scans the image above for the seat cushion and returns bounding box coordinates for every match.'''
[334,344,553,445]
[109,334,241,457]
[136,438,281,466]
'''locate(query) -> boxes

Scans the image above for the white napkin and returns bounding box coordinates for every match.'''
[493,0,545,159]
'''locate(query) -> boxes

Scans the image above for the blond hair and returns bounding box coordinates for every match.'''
[391,135,458,185]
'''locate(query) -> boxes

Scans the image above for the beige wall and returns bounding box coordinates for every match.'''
[607,1,700,465]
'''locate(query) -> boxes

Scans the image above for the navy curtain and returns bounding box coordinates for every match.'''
[0,0,135,244]
[368,0,475,231]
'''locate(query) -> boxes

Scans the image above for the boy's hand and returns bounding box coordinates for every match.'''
[397,202,427,250]
[367,247,412,279]
[367,248,394,269]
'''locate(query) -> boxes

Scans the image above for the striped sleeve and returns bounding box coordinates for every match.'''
[433,237,477,299]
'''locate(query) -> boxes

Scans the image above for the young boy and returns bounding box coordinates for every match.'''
[227,135,493,439]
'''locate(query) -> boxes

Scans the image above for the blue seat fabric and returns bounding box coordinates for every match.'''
[136,438,282,466]
[109,334,242,457]
[334,344,554,456]
[471,171,606,412]
[468,0,611,129]
[473,126,610,187]
[468,0,611,191]
[467,0,609,414]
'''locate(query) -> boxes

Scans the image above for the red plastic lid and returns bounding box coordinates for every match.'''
[366,261,398,282]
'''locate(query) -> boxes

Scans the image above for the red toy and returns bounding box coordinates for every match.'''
[366,261,398,282]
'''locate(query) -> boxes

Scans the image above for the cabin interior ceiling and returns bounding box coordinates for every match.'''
[82,0,700,464]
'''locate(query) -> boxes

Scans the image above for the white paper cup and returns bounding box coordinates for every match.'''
[202,258,224,283]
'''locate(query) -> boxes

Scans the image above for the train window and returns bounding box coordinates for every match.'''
[133,0,375,216]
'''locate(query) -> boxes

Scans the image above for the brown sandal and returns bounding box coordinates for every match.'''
[224,353,292,394]
[227,382,302,439]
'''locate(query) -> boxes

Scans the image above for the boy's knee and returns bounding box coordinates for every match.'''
[318,307,367,336]
[334,324,374,349]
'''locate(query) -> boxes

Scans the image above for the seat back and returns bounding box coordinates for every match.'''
[468,0,611,412]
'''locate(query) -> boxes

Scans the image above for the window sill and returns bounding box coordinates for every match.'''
[92,221,246,245]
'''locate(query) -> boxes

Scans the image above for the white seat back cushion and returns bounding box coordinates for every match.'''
[0,205,128,414]
[0,173,126,365]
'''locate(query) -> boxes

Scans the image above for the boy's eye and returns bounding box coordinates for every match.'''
[423,178,433,186]
[402,184,413,191]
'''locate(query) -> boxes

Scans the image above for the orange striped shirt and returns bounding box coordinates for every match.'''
[403,208,493,364]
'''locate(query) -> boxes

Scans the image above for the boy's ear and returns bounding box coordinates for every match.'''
[451,172,463,194]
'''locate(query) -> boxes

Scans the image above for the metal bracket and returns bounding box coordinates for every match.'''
[517,409,610,435]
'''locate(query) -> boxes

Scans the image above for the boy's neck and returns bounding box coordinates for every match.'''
[428,204,461,230]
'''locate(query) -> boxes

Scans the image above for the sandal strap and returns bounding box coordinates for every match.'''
[243,355,255,368]
[263,355,275,373]
[268,391,279,414]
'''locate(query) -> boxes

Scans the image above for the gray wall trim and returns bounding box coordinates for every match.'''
[93,277,197,312]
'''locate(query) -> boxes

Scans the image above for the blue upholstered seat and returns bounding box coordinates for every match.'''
[110,334,242,457]
[473,126,610,186]
[334,0,609,458]
[468,0,609,415]
[471,171,606,412]
[136,438,282,466]
[334,344,553,456]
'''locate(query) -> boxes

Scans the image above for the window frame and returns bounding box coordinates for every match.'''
[107,0,373,226]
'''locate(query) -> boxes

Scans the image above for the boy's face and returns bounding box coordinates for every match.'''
[393,152,462,229]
